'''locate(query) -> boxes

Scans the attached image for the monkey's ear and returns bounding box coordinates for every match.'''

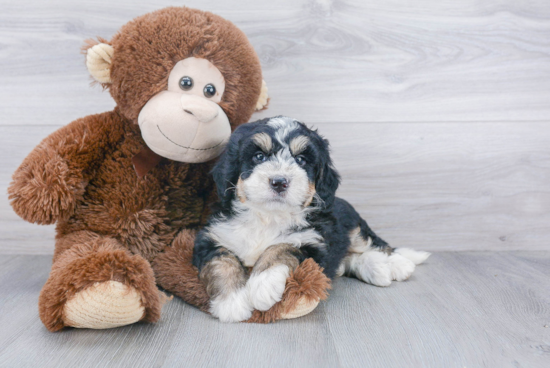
[85,42,114,84]
[255,80,269,111]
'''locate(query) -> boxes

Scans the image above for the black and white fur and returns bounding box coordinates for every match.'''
[193,116,430,322]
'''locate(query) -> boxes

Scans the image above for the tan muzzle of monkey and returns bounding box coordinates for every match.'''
[138,92,231,163]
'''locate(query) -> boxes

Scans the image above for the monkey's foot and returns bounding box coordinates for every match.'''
[280,296,320,320]
[64,281,145,329]
[39,233,166,331]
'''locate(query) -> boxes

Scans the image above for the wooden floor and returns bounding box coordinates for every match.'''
[1,0,550,367]
[0,252,548,368]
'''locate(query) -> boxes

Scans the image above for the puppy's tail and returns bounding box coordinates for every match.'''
[393,248,431,265]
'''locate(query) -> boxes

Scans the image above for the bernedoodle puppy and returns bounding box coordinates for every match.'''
[193,116,430,322]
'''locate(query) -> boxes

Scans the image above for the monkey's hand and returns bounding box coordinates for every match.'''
[8,113,124,225]
[8,144,87,225]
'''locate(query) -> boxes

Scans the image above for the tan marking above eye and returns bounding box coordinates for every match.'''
[252,132,273,152]
[289,135,310,155]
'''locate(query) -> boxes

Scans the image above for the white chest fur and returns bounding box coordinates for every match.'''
[207,204,323,267]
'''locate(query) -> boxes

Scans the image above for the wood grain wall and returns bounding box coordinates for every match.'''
[1,0,549,253]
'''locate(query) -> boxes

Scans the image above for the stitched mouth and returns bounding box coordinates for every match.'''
[157,125,224,151]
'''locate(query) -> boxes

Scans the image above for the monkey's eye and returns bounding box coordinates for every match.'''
[204,84,216,98]
[253,152,267,163]
[295,155,306,166]
[179,76,193,90]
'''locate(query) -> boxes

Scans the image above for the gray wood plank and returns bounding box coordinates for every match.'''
[2,122,549,253]
[1,0,550,125]
[324,251,550,368]
[0,252,548,367]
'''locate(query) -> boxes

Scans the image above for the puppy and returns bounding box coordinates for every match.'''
[193,116,430,322]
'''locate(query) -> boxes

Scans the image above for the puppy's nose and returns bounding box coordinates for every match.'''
[270,177,289,193]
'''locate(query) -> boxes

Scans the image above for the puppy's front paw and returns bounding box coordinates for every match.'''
[209,288,252,323]
[388,253,416,281]
[248,264,290,311]
[353,251,392,287]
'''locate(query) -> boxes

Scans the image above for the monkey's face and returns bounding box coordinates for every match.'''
[137,57,231,163]
[84,7,269,164]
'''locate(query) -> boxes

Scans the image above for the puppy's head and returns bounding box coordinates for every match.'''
[212,116,340,211]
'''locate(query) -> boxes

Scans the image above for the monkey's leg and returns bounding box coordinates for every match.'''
[39,231,166,331]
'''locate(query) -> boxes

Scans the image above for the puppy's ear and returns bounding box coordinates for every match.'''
[212,122,260,206]
[315,139,340,208]
[212,139,241,207]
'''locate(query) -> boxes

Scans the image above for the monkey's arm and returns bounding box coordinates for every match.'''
[8,111,125,224]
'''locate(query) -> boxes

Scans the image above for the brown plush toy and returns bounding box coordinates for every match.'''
[8,7,330,331]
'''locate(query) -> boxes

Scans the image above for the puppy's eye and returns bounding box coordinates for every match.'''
[204,84,216,98]
[179,76,193,90]
[253,152,267,163]
[295,155,306,166]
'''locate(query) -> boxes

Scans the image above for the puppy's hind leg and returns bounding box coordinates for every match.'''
[359,221,431,267]
[339,222,429,286]
[336,232,393,287]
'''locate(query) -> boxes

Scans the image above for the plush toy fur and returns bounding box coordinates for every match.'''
[8,7,329,331]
